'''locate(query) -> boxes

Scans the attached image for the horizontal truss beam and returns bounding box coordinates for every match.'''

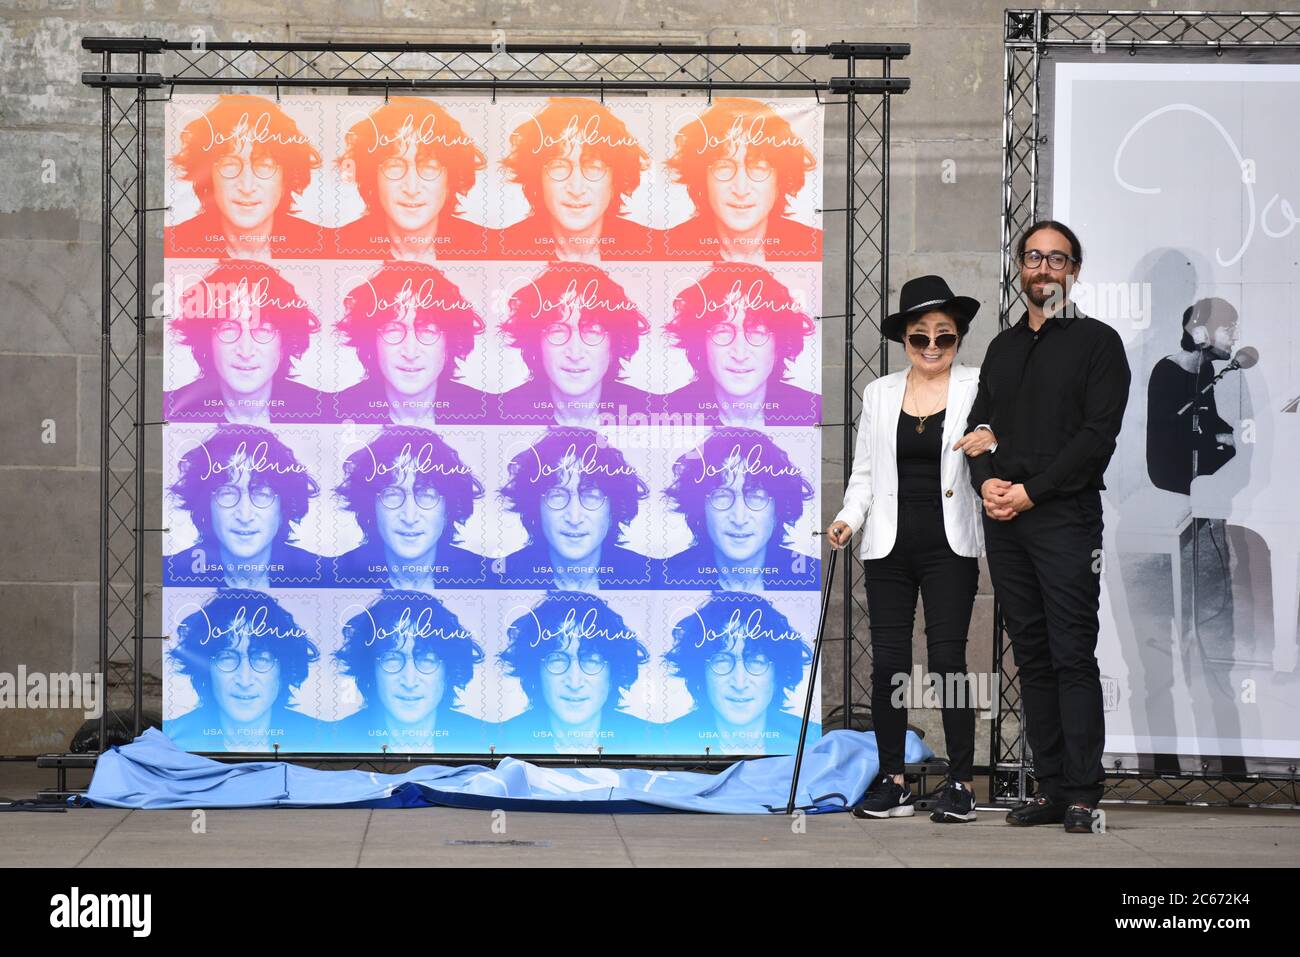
[85,72,909,93]
[83,37,909,59]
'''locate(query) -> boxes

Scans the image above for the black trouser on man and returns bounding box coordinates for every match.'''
[863,498,980,782]
[983,487,1106,806]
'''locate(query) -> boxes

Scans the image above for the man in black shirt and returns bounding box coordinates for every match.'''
[967,220,1131,833]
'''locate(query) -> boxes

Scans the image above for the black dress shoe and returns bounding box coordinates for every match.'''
[1004,795,1067,826]
[1064,803,1097,834]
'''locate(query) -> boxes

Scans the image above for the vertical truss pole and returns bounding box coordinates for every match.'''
[880,55,890,380]
[1013,13,1045,802]
[993,11,1046,802]
[997,34,1015,327]
[134,49,148,737]
[841,56,856,730]
[994,22,1016,803]
[1028,15,1043,229]
[98,48,111,754]
[873,56,892,726]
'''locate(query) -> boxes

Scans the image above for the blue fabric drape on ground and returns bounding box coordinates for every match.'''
[81,727,933,814]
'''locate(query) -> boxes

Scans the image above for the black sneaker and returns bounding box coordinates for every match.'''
[1004,795,1067,826]
[851,773,915,819]
[929,779,977,823]
[1064,803,1097,834]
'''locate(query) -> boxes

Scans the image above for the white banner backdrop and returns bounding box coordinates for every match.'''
[1051,61,1300,763]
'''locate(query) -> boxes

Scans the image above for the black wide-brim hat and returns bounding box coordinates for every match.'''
[883,274,980,343]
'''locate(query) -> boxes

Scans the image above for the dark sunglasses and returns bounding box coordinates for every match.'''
[906,332,959,351]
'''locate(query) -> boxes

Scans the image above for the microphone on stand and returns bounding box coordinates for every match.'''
[1226,346,1259,371]
[1177,346,1258,416]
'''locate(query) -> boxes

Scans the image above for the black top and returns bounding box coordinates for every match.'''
[966,308,1131,503]
[897,408,944,503]
[1146,356,1235,495]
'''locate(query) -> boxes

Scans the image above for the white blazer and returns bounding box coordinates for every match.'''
[833,363,985,560]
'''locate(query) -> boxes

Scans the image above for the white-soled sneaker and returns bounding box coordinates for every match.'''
[929,779,977,823]
[852,772,916,819]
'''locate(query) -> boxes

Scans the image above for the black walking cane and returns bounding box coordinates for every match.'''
[784,544,839,815]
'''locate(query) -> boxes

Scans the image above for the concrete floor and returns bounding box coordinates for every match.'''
[2,763,1296,867]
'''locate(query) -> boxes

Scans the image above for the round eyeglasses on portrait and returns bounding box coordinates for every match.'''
[214,155,280,180]
[542,320,608,347]
[707,320,772,348]
[543,486,608,512]
[1018,250,1077,270]
[543,157,611,183]
[379,321,443,346]
[706,651,773,677]
[707,156,775,183]
[377,649,442,674]
[706,486,773,512]
[212,648,277,673]
[215,320,279,344]
[541,650,608,675]
[379,157,445,182]
[905,332,959,351]
[213,484,278,509]
[378,486,443,511]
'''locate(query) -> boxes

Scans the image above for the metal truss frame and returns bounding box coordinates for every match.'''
[67,35,909,781]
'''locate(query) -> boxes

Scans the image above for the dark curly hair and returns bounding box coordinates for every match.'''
[335,590,485,708]
[499,428,648,549]
[334,427,483,549]
[168,425,319,548]
[499,591,649,710]
[170,260,321,382]
[337,262,484,378]
[665,592,811,715]
[500,263,648,384]
[665,262,816,383]
[170,589,319,709]
[663,427,813,548]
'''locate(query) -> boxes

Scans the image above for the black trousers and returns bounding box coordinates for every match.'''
[983,488,1106,805]
[863,499,979,781]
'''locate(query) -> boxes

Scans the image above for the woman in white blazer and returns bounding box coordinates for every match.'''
[826,275,997,824]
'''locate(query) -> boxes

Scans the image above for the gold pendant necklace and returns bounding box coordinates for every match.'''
[907,372,945,434]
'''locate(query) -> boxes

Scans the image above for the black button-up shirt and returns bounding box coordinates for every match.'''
[966,307,1131,504]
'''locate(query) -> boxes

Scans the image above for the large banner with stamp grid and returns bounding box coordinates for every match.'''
[159,92,824,755]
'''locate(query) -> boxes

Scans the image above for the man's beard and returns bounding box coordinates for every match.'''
[1024,279,1066,308]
